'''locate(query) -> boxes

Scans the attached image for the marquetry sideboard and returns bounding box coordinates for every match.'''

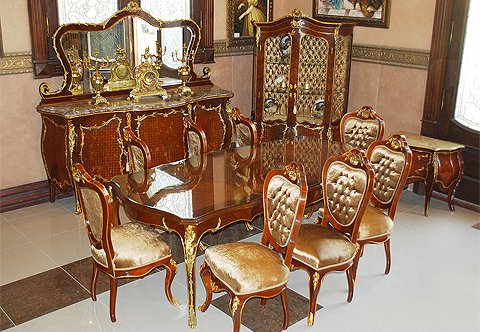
[37,85,233,203]
[397,131,465,216]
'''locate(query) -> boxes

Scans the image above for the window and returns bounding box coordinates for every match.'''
[27,0,214,78]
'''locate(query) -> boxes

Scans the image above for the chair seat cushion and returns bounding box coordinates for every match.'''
[92,222,171,270]
[204,242,289,295]
[293,224,357,270]
[358,205,394,241]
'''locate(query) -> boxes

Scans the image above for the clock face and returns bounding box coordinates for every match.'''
[143,71,156,86]
[115,64,129,79]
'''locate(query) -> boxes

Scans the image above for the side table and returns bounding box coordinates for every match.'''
[396,131,464,216]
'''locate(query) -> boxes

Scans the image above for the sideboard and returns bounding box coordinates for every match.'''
[37,85,233,204]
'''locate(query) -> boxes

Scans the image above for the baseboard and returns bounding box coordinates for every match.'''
[0,180,73,213]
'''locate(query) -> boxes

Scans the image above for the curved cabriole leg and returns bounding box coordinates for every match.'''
[384,239,391,275]
[90,263,99,301]
[280,288,289,330]
[198,263,213,312]
[348,244,363,303]
[164,258,179,306]
[346,267,354,303]
[109,277,117,322]
[307,270,323,326]
[231,296,245,332]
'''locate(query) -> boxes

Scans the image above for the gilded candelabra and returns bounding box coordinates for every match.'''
[172,44,193,97]
[83,49,110,105]
[154,42,166,73]
[66,45,84,95]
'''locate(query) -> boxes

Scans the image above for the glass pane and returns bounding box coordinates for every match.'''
[57,0,118,24]
[453,0,480,132]
[141,0,191,20]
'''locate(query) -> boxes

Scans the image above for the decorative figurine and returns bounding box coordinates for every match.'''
[83,49,110,105]
[66,45,84,95]
[172,44,193,97]
[104,46,135,92]
[129,47,168,101]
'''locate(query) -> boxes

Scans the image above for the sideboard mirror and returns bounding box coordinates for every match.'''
[40,2,209,101]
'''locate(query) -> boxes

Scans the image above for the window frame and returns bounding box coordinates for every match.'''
[27,0,213,78]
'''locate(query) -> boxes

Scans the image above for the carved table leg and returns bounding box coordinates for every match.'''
[423,152,438,217]
[182,225,200,328]
[445,149,464,211]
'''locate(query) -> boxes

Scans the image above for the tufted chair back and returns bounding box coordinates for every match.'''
[367,134,412,218]
[230,107,258,148]
[72,163,115,272]
[340,106,385,149]
[262,162,308,266]
[321,149,375,240]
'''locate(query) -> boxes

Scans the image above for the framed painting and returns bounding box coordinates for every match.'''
[313,0,391,28]
[227,0,273,47]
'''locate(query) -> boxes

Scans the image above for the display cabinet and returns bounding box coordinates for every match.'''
[253,9,354,140]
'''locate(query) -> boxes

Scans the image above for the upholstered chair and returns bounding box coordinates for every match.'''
[349,134,412,301]
[198,162,308,332]
[71,163,179,322]
[291,149,374,326]
[230,107,258,148]
[340,106,385,149]
[126,114,207,169]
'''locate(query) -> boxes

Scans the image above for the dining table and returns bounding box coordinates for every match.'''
[110,136,350,328]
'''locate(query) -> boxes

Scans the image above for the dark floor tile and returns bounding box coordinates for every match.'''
[0,309,15,331]
[0,268,90,325]
[472,222,480,230]
[202,221,262,247]
[212,288,321,332]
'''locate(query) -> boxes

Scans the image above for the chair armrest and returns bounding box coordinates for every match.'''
[231,107,258,147]
[184,115,208,157]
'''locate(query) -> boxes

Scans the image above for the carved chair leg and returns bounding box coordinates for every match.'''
[261,298,267,306]
[281,288,289,329]
[90,263,99,301]
[164,258,179,306]
[109,277,117,322]
[384,239,391,275]
[231,296,245,332]
[307,270,323,326]
[346,267,355,303]
[198,263,213,312]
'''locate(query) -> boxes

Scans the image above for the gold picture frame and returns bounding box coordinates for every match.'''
[226,0,273,48]
[313,0,391,28]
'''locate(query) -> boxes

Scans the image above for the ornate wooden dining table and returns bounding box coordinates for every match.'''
[110,136,349,328]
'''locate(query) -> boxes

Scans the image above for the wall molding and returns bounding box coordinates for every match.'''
[352,44,430,70]
[214,40,430,70]
[0,52,33,75]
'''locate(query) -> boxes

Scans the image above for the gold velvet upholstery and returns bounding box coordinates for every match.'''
[79,187,104,241]
[369,145,407,205]
[131,145,145,172]
[266,175,301,247]
[235,123,252,147]
[204,242,289,295]
[72,163,178,323]
[293,224,357,270]
[340,106,385,149]
[91,222,171,270]
[290,149,374,326]
[187,130,202,157]
[199,162,307,332]
[358,205,394,240]
[325,161,367,226]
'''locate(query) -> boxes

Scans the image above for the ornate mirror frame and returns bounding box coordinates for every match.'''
[28,0,214,79]
[38,2,211,101]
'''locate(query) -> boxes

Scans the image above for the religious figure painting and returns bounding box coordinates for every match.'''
[227,0,273,47]
[314,0,391,28]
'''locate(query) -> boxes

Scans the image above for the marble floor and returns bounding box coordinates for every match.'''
[0,190,479,331]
